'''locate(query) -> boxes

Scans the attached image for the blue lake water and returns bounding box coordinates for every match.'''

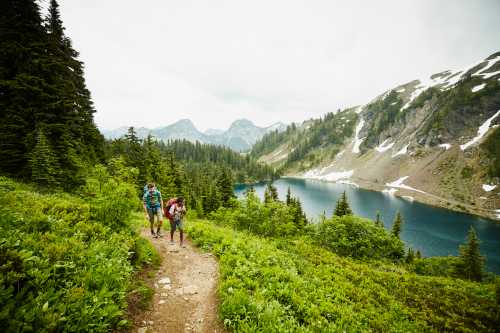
[235,178,500,273]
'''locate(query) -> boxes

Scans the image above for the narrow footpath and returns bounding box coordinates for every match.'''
[132,229,224,333]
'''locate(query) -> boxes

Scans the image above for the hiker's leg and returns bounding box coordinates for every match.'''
[179,221,184,245]
[156,208,163,234]
[148,209,155,235]
[170,219,175,241]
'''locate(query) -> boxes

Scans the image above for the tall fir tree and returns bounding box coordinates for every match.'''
[217,167,235,207]
[30,128,59,187]
[264,183,279,203]
[333,191,352,217]
[392,212,403,238]
[415,250,422,259]
[0,0,49,177]
[290,196,307,228]
[453,227,484,282]
[405,248,415,264]
[375,211,383,227]
[286,186,292,205]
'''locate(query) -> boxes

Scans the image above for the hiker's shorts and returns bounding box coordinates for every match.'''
[170,218,183,232]
[148,207,163,223]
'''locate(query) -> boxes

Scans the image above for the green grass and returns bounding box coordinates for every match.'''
[187,219,498,332]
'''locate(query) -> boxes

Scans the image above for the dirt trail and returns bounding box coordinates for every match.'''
[133,230,224,333]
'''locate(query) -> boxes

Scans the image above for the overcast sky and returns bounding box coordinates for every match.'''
[47,0,500,131]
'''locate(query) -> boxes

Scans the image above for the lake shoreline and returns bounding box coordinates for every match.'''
[283,175,500,223]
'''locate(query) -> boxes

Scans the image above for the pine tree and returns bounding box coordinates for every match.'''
[0,0,48,177]
[392,212,403,238]
[290,196,307,228]
[217,168,235,207]
[405,248,415,264]
[375,211,383,227]
[30,128,59,187]
[454,227,484,282]
[244,185,256,200]
[415,250,422,259]
[333,191,352,217]
[286,186,292,205]
[264,183,279,203]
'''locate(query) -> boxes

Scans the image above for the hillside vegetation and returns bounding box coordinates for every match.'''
[0,172,160,331]
[188,219,498,332]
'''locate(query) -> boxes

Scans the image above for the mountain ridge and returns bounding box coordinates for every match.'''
[101,119,287,152]
[252,51,500,220]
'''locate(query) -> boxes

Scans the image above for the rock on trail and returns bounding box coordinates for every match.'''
[133,230,224,333]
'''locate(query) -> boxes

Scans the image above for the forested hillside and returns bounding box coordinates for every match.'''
[0,0,104,189]
[106,128,277,217]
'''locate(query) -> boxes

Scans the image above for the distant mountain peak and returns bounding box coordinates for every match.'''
[229,119,255,128]
[101,118,287,152]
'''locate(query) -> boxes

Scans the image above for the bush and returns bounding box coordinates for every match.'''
[309,215,405,259]
[412,256,461,277]
[209,193,299,237]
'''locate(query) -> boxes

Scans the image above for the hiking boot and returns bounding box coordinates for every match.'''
[169,240,174,245]
[180,242,186,248]
[156,232,163,238]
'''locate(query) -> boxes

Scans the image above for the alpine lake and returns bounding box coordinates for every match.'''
[235,177,500,273]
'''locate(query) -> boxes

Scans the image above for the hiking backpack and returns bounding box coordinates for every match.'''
[164,198,177,219]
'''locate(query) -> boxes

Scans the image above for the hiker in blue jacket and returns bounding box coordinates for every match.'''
[143,183,164,237]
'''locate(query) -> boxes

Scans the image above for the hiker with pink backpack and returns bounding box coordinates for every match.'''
[164,197,187,247]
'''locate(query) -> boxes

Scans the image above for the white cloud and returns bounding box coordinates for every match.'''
[56,0,500,131]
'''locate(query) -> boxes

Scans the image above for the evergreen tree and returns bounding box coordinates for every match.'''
[245,185,255,198]
[415,250,422,259]
[286,186,292,205]
[30,128,59,187]
[375,211,383,227]
[333,191,352,217]
[405,248,415,264]
[290,196,307,228]
[453,227,484,282]
[0,0,48,177]
[217,168,235,207]
[391,212,403,238]
[264,183,279,203]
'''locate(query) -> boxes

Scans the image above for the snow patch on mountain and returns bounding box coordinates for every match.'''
[352,119,365,153]
[472,55,500,78]
[482,184,497,192]
[302,168,354,182]
[471,83,486,93]
[392,143,409,158]
[400,56,500,112]
[460,110,500,150]
[383,188,398,195]
[438,143,452,150]
[338,180,359,188]
[375,139,394,153]
[386,176,427,194]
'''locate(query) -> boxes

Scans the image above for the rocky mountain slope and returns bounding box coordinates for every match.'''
[101,119,286,152]
[253,52,500,220]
